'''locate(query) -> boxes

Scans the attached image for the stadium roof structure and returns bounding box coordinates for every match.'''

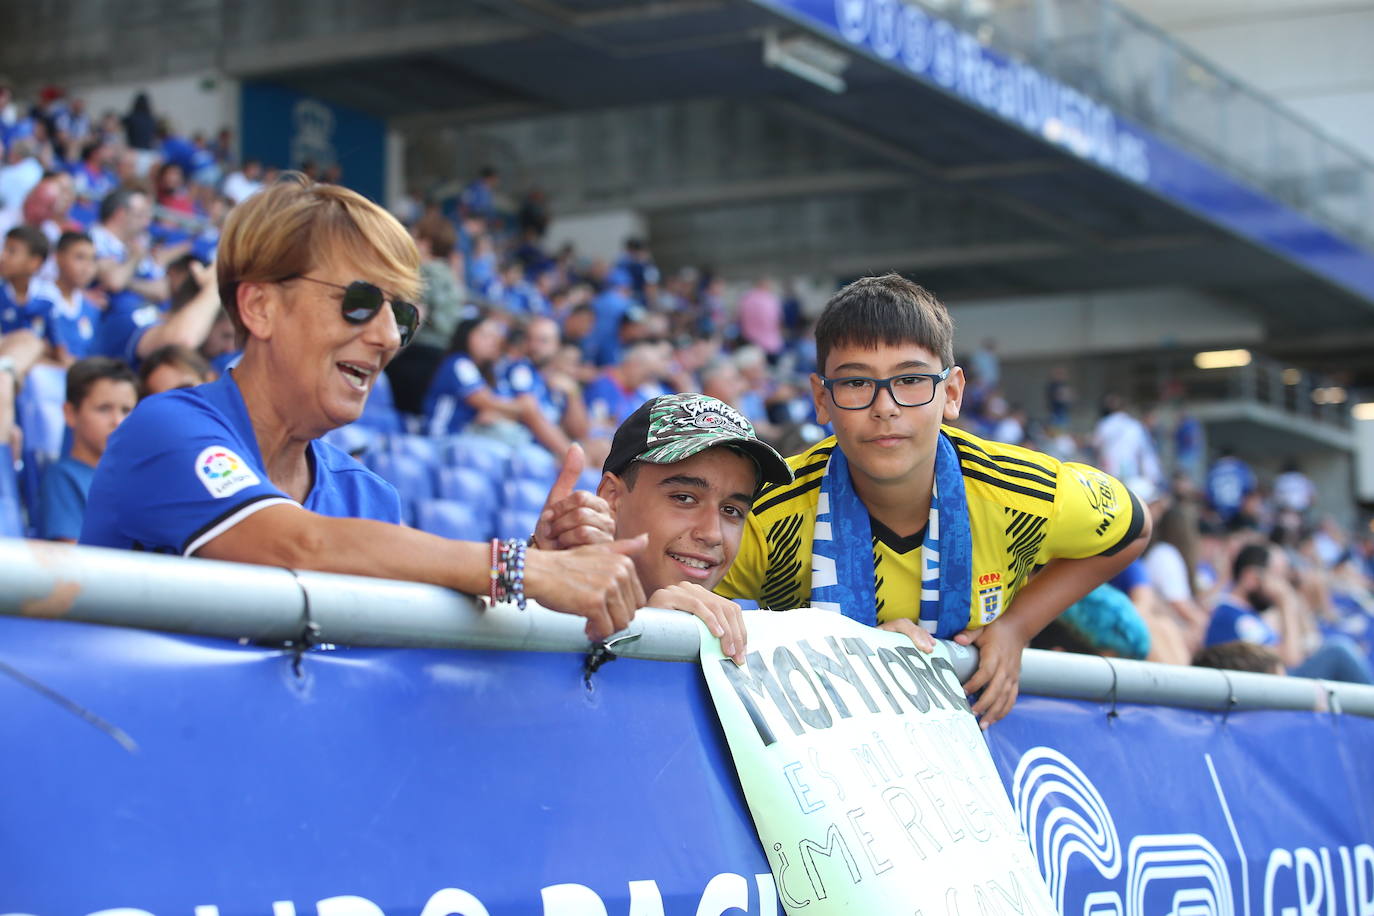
[214,0,1374,373]
[7,0,1372,376]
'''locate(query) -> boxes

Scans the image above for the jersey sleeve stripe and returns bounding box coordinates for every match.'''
[181,495,298,557]
[954,445,1057,493]
[791,457,832,481]
[961,467,1054,502]
[950,432,1057,481]
[1100,488,1146,556]
[753,476,823,516]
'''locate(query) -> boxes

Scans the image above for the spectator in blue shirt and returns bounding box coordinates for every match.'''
[47,231,101,361]
[138,344,215,397]
[614,237,660,305]
[90,188,169,313]
[70,139,117,204]
[82,173,644,638]
[460,166,499,220]
[587,269,634,367]
[36,357,137,541]
[501,315,588,443]
[1206,448,1255,524]
[425,310,571,456]
[584,340,660,433]
[94,252,222,370]
[0,225,57,338]
[1206,542,1373,684]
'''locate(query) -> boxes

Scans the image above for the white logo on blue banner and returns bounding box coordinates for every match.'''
[1010,746,1374,916]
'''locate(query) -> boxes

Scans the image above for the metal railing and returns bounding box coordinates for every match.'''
[5,538,1374,718]
[927,0,1374,248]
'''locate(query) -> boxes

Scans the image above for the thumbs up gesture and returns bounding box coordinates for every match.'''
[532,443,617,549]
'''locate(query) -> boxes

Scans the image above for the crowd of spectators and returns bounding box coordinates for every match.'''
[2,79,1372,688]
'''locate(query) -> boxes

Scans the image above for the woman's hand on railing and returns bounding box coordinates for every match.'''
[525,535,647,641]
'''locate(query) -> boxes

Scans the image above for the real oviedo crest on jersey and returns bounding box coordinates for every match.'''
[195,446,261,499]
[977,571,1004,625]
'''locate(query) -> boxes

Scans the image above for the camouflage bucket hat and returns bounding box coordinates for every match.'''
[603,393,793,493]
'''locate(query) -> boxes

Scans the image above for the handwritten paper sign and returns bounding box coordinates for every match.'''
[700,609,1055,915]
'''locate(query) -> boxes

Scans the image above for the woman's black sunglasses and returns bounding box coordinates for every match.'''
[288,275,421,348]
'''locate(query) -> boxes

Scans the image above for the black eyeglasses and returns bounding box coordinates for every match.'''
[820,367,951,410]
[287,275,421,348]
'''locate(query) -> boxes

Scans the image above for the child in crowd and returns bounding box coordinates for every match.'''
[138,344,215,397]
[719,274,1152,728]
[0,225,57,338]
[36,357,137,541]
[47,231,102,362]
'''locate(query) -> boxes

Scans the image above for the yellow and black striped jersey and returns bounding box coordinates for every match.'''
[718,426,1144,629]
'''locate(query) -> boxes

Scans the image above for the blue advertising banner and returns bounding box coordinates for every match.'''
[989,697,1374,916]
[240,82,387,203]
[2,616,1372,915]
[751,0,1374,304]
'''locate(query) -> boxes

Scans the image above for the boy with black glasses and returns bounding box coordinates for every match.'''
[718,274,1151,728]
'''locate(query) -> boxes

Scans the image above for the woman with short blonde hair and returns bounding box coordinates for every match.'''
[83,174,645,639]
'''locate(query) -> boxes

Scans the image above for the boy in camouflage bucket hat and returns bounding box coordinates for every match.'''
[599,393,792,663]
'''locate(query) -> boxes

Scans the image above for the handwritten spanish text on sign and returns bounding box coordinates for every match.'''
[699,609,1055,916]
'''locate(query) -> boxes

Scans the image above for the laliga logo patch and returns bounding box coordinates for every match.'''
[195,446,260,499]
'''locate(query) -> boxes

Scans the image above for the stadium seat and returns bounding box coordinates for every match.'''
[0,445,23,538]
[507,446,558,484]
[576,469,602,493]
[443,435,511,478]
[16,451,50,534]
[321,423,380,457]
[414,498,495,542]
[501,478,549,513]
[355,371,403,434]
[365,451,436,507]
[436,466,499,514]
[389,433,440,466]
[15,365,67,460]
[495,508,541,541]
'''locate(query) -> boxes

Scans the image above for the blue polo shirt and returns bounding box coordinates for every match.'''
[584,372,647,426]
[500,358,563,425]
[1207,457,1256,522]
[45,289,102,359]
[92,298,164,368]
[0,278,56,336]
[424,354,499,436]
[90,223,165,318]
[80,371,402,555]
[1205,595,1278,647]
[37,456,97,541]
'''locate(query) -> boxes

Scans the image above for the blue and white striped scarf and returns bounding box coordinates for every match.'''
[808,433,972,637]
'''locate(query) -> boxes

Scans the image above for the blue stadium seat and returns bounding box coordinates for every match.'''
[15,365,67,460]
[365,451,436,507]
[507,446,559,484]
[436,466,499,513]
[414,499,495,542]
[443,435,511,478]
[355,371,403,434]
[576,468,603,493]
[321,423,381,457]
[502,478,549,513]
[16,451,50,535]
[0,445,23,538]
[389,433,440,466]
[495,508,541,541]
